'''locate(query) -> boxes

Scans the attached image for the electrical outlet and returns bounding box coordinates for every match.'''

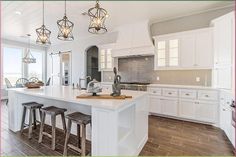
[196,77,200,82]
[108,76,112,80]
[156,76,160,81]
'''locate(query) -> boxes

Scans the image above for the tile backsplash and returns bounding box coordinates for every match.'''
[102,56,212,86]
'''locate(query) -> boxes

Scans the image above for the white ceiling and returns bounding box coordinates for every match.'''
[2,1,234,45]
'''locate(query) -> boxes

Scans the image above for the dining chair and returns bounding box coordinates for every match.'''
[16,78,29,88]
[46,77,51,86]
[5,78,13,88]
[29,77,39,83]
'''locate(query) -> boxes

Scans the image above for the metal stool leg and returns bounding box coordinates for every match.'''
[63,119,72,156]
[28,109,33,139]
[81,124,86,156]
[20,107,27,134]
[77,124,81,147]
[38,112,46,143]
[61,113,67,133]
[33,109,37,129]
[51,115,56,150]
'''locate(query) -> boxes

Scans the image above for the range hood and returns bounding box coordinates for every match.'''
[112,20,155,58]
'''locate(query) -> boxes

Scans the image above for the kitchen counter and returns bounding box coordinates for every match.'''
[7,86,149,156]
[148,84,218,90]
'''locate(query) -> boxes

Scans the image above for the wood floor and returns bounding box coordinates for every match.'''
[1,101,235,156]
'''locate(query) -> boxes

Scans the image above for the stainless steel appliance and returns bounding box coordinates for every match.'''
[120,82,150,91]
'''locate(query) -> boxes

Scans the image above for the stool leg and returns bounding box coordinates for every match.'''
[39,109,42,122]
[63,119,72,156]
[81,124,86,156]
[38,112,46,143]
[20,107,27,134]
[77,124,81,147]
[33,109,37,129]
[51,115,56,150]
[61,113,67,133]
[28,109,33,139]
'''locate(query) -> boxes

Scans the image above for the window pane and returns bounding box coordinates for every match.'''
[169,58,179,66]
[169,39,178,48]
[101,63,105,69]
[158,59,166,67]
[28,51,43,81]
[3,47,23,85]
[158,41,165,49]
[100,50,105,56]
[169,48,178,58]
[100,55,105,62]
[158,51,165,59]
[107,62,112,69]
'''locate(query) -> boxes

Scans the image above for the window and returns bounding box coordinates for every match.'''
[169,39,179,66]
[3,47,23,85]
[99,48,113,70]
[100,49,106,69]
[106,49,112,69]
[28,50,43,80]
[157,41,166,67]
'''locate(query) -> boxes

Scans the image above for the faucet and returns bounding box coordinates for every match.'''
[78,76,92,90]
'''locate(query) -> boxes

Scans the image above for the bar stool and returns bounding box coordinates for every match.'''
[20,102,43,139]
[63,112,91,156]
[38,106,67,150]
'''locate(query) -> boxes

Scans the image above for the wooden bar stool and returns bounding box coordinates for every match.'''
[20,102,43,139]
[63,112,91,156]
[38,106,67,150]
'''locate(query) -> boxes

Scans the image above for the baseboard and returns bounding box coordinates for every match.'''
[135,134,148,155]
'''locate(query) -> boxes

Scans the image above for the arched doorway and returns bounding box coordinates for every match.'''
[86,46,101,84]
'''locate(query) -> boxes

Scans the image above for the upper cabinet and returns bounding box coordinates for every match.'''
[153,28,213,70]
[98,44,118,71]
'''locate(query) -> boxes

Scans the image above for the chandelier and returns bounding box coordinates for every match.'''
[36,0,51,45]
[57,0,74,41]
[22,34,36,64]
[88,0,108,34]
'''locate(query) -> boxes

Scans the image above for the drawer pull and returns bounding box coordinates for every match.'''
[185,93,190,96]
[153,91,156,93]
[168,92,172,95]
[205,95,209,97]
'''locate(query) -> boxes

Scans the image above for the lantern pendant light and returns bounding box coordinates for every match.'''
[57,0,74,41]
[88,0,108,34]
[22,34,36,64]
[36,0,51,45]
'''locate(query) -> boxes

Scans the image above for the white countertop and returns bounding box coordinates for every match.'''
[148,84,217,90]
[8,86,148,110]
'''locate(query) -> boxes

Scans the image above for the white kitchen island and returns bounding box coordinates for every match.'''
[7,86,149,156]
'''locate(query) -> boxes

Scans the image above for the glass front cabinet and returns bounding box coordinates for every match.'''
[98,44,117,71]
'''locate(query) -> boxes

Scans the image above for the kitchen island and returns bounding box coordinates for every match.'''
[7,86,149,156]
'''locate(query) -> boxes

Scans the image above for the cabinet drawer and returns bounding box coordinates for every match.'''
[198,90,218,101]
[180,89,197,99]
[148,87,162,95]
[163,88,178,97]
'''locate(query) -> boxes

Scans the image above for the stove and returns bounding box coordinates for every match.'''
[120,82,150,91]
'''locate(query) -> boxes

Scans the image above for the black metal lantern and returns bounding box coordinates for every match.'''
[36,0,51,45]
[57,0,74,41]
[88,0,108,34]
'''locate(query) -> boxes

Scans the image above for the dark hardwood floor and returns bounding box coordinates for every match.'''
[1,101,235,156]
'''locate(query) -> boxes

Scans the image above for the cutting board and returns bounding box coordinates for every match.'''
[76,94,132,99]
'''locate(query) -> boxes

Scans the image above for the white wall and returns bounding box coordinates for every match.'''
[47,32,118,84]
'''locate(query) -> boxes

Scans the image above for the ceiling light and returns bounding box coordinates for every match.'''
[15,11,22,15]
[22,34,36,64]
[57,0,74,41]
[88,0,108,34]
[35,0,51,45]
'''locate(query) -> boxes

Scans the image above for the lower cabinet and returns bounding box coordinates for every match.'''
[195,101,217,123]
[161,98,178,117]
[179,99,196,119]
[149,96,162,114]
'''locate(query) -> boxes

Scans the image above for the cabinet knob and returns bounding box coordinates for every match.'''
[205,95,209,97]
[185,93,190,96]
[153,91,156,93]
[168,92,172,95]
[223,109,226,111]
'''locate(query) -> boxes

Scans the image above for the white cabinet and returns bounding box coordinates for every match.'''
[98,44,117,71]
[179,99,196,119]
[161,98,178,117]
[212,11,235,91]
[149,96,162,114]
[154,28,213,70]
[195,101,217,123]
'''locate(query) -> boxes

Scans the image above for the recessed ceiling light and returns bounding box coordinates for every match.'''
[15,11,22,15]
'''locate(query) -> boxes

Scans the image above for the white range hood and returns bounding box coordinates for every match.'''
[112,20,155,58]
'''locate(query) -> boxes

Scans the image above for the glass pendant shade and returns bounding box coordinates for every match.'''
[88,1,108,34]
[35,0,51,45]
[57,16,74,41]
[22,34,36,64]
[36,25,51,45]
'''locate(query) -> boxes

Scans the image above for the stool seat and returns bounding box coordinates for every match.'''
[66,112,91,125]
[22,102,43,109]
[41,106,67,115]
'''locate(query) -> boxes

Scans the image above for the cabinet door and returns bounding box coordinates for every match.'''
[195,101,217,123]
[195,29,213,68]
[180,34,195,67]
[161,98,178,116]
[179,99,196,119]
[149,96,162,114]
[216,66,232,89]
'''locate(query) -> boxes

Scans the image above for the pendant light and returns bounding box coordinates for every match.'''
[88,0,108,34]
[57,0,74,41]
[36,0,51,45]
[22,34,36,64]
